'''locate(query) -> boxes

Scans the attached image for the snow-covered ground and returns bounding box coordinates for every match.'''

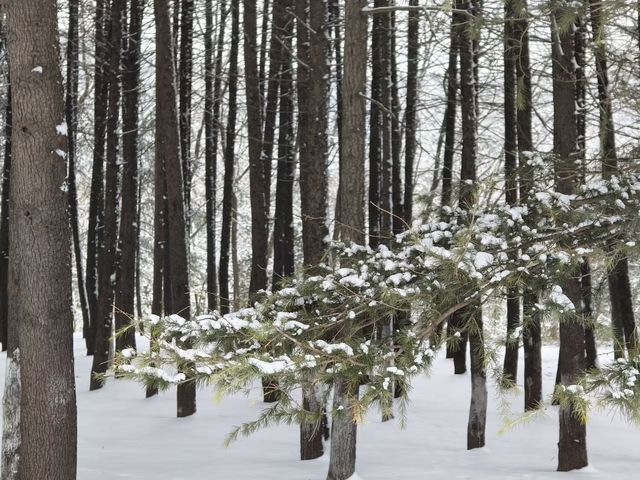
[1,334,638,479]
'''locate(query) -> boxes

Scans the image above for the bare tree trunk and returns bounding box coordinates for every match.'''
[328,2,367,478]
[86,0,109,356]
[403,0,419,225]
[502,0,520,386]
[297,0,330,460]
[4,0,77,475]
[551,1,588,469]
[154,0,195,418]
[0,84,9,352]
[219,0,240,314]
[65,0,91,353]
[179,0,194,224]
[115,0,144,352]
[90,0,125,391]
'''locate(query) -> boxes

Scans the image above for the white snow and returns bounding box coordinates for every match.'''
[56,121,68,136]
[31,66,43,74]
[0,335,638,479]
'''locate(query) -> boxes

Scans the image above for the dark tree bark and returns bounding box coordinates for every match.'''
[511,0,540,411]
[65,0,91,354]
[258,0,270,117]
[245,0,269,302]
[329,0,343,220]
[0,84,9,353]
[296,0,329,460]
[403,0,419,226]
[219,0,240,314]
[205,0,226,311]
[3,0,77,476]
[154,0,195,418]
[271,1,295,289]
[115,0,144,352]
[588,0,637,357]
[389,11,403,235]
[86,0,109,356]
[179,0,194,223]
[328,3,367,478]
[90,0,125,391]
[440,21,458,212]
[453,0,486,449]
[551,0,588,469]
[502,0,520,386]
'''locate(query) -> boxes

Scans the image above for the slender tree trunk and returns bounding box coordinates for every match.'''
[328,2,367,478]
[403,0,419,226]
[65,0,91,352]
[390,11,403,235]
[115,0,144,352]
[219,0,240,315]
[86,0,109,356]
[329,0,343,224]
[154,0,195,418]
[258,0,270,118]
[502,0,520,386]
[245,0,269,303]
[297,0,329,460]
[551,1,588,469]
[4,0,77,475]
[90,0,125,391]
[179,0,194,224]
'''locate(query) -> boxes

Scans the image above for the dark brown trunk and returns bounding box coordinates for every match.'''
[90,0,125,391]
[0,84,10,352]
[86,0,109,356]
[5,0,77,474]
[154,0,195,418]
[503,0,519,386]
[219,0,240,314]
[115,0,144,352]
[179,0,194,223]
[403,0,419,225]
[297,0,329,460]
[551,1,588,469]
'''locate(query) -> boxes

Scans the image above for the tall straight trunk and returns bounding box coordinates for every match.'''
[86,0,109,356]
[0,84,9,352]
[378,4,392,242]
[245,0,269,302]
[403,0,419,225]
[4,0,77,475]
[551,1,588,470]
[219,0,240,315]
[589,0,637,357]
[441,22,458,211]
[368,3,382,249]
[115,0,144,352]
[271,1,295,289]
[296,0,330,460]
[154,0,195,418]
[258,0,270,118]
[329,3,367,478]
[329,0,343,219]
[502,0,519,385]
[90,0,125,391]
[389,12,403,235]
[65,0,91,352]
[179,0,194,223]
[573,18,598,368]
[454,0,486,448]
[513,0,540,410]
[205,0,225,311]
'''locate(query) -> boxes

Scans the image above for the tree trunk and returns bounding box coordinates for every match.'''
[503,0,519,386]
[468,305,487,449]
[4,0,77,475]
[65,0,91,353]
[90,0,125,391]
[204,0,226,311]
[86,0,110,356]
[115,0,144,352]
[551,1,588,469]
[297,0,330,460]
[403,0,419,226]
[154,0,195,418]
[329,2,367,478]
[219,0,240,314]
[245,0,269,303]
[179,0,194,224]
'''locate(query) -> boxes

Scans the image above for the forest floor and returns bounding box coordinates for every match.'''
[1,334,638,479]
